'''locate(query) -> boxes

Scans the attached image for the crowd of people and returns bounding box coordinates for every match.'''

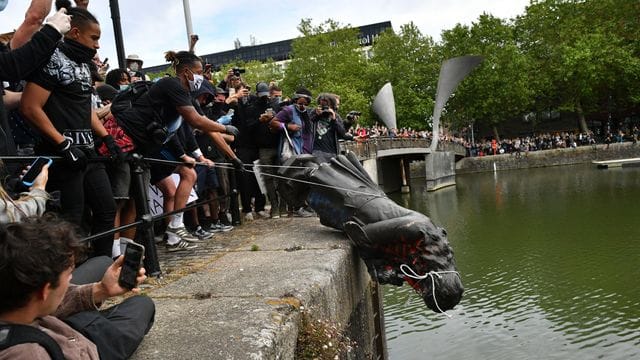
[0,1,361,356]
[347,123,640,158]
[3,1,639,357]
[463,128,639,157]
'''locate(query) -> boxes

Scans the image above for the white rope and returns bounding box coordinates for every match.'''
[399,264,460,318]
[215,163,385,198]
[251,163,313,170]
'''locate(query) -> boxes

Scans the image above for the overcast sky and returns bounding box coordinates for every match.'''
[2,0,530,68]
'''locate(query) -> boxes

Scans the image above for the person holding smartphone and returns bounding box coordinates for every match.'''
[0,217,155,359]
[0,160,50,223]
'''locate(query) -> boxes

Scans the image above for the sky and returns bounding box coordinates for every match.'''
[1,0,531,68]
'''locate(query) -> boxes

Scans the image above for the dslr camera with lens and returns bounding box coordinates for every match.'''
[346,111,361,121]
[232,67,245,77]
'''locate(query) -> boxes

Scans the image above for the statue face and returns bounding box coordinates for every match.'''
[411,224,464,313]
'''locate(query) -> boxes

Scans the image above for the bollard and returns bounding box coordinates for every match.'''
[228,168,241,226]
[130,154,162,277]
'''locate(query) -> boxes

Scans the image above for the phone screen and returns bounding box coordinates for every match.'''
[22,157,52,187]
[118,242,145,289]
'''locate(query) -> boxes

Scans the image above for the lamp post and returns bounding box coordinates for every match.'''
[182,0,194,49]
[109,0,126,70]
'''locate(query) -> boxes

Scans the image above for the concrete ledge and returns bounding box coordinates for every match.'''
[131,218,376,359]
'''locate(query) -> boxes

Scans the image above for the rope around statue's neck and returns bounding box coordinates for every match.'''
[400,264,461,318]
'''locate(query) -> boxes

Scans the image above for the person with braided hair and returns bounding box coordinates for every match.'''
[113,50,243,251]
[20,0,119,258]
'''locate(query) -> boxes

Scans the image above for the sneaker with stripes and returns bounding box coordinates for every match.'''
[166,239,197,252]
[166,226,201,243]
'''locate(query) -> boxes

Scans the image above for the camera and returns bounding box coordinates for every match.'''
[320,105,332,116]
[346,111,361,121]
[344,111,361,132]
[232,67,245,77]
[146,121,169,145]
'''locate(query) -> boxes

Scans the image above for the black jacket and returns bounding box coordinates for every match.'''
[0,25,62,156]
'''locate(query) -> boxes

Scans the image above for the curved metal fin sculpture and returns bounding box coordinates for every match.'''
[429,56,483,151]
[372,82,397,130]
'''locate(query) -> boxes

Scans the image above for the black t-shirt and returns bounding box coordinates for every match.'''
[30,47,93,153]
[313,116,337,154]
[116,77,193,153]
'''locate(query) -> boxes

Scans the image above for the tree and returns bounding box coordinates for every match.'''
[440,14,533,140]
[282,19,370,121]
[216,59,284,89]
[366,23,439,130]
[515,0,640,134]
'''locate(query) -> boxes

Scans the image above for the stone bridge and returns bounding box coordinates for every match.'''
[339,138,466,192]
[340,138,466,160]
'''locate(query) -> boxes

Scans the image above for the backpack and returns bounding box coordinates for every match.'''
[111,81,169,145]
[0,324,64,359]
[110,81,154,117]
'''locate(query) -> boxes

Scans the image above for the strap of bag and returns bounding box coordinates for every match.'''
[0,324,65,360]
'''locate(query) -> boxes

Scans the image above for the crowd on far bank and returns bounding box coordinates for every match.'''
[464,127,639,157]
[346,123,640,158]
[346,123,467,145]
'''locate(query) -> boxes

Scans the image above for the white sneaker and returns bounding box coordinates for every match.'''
[293,207,315,218]
[166,226,201,242]
[244,212,254,221]
[166,239,197,252]
[256,210,270,219]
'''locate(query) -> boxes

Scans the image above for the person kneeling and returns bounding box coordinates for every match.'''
[0,217,155,360]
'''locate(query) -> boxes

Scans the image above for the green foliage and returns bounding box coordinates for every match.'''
[515,0,640,132]
[367,23,439,130]
[282,19,370,123]
[440,14,533,138]
[146,65,174,81]
[215,59,284,90]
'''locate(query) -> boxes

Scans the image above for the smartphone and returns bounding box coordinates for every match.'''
[21,157,52,188]
[118,242,145,290]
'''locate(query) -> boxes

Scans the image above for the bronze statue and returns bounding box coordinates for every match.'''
[278,153,463,313]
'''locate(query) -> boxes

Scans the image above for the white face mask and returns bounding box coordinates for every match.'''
[129,62,139,72]
[119,84,129,91]
[188,73,204,91]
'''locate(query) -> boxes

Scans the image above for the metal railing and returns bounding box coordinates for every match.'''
[340,138,466,160]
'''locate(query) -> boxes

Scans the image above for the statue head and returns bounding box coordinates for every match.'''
[404,224,464,313]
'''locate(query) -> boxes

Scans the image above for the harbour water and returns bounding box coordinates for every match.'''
[384,164,640,360]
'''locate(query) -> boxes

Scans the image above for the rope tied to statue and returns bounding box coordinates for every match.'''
[399,263,460,318]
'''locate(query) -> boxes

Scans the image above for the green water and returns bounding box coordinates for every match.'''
[384,164,640,360]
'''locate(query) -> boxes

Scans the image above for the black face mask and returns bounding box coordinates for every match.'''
[213,102,229,112]
[60,38,97,64]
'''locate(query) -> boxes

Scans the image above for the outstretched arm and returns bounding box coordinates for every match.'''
[10,0,52,49]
